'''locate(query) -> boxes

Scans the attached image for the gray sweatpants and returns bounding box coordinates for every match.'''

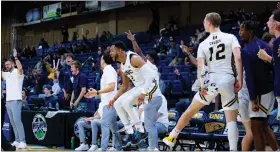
[6,100,26,142]
[144,96,163,149]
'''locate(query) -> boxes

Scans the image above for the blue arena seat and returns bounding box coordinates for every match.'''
[170,80,183,96]
[184,111,208,133]
[183,65,192,73]
[158,66,162,73]
[175,111,208,151]
[160,73,168,80]
[162,66,173,73]
[159,60,168,67]
[164,55,173,62]
[168,110,180,131]
[166,74,177,80]
[175,65,184,72]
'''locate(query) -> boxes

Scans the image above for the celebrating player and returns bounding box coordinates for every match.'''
[163,12,243,151]
[258,10,280,120]
[108,41,161,146]
[239,20,279,151]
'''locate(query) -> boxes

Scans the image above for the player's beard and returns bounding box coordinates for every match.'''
[6,66,12,72]
[114,54,119,62]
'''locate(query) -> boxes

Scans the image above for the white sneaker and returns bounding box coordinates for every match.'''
[75,143,89,151]
[88,145,98,151]
[148,147,159,151]
[17,142,27,149]
[108,147,117,151]
[135,124,145,133]
[11,141,19,147]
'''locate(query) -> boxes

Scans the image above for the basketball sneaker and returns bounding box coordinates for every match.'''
[127,131,142,144]
[163,136,176,148]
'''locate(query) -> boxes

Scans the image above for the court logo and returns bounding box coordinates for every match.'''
[209,113,224,120]
[32,114,47,141]
[74,117,91,138]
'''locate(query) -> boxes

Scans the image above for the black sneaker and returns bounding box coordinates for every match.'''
[140,132,148,140]
[6,146,16,151]
[127,131,142,144]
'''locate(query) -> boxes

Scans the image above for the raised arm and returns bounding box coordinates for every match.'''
[182,45,198,67]
[126,30,147,61]
[13,48,23,75]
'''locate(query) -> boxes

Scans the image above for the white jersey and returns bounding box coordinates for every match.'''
[197,31,241,75]
[121,51,161,101]
[146,60,162,98]
[121,51,144,87]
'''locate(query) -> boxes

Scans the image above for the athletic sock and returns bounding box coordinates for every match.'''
[125,125,134,134]
[169,127,180,139]
[227,121,238,151]
[135,124,145,133]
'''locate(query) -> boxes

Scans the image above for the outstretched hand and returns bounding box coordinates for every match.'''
[13,48,18,57]
[125,30,135,41]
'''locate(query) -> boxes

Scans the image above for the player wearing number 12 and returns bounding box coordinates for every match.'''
[163,12,243,151]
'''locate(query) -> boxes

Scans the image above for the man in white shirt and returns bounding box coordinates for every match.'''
[75,52,122,151]
[1,49,27,149]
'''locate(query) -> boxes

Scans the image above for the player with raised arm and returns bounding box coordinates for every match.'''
[125,30,169,150]
[163,12,243,151]
[108,41,161,147]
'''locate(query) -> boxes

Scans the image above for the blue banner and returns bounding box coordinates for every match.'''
[2,111,14,141]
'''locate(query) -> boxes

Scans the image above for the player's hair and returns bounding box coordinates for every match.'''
[71,60,82,71]
[65,53,75,59]
[102,52,113,65]
[111,41,127,52]
[22,88,29,97]
[147,51,159,65]
[5,59,15,64]
[240,20,257,36]
[272,9,280,31]
[205,12,221,27]
[273,9,280,22]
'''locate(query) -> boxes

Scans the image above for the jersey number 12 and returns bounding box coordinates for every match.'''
[209,43,225,61]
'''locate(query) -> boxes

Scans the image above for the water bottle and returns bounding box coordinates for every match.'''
[71,136,75,149]
[97,138,101,147]
[56,102,59,110]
